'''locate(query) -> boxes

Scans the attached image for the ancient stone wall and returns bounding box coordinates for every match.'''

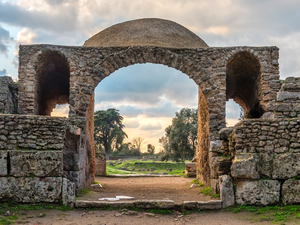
[227,117,300,205]
[0,76,18,114]
[0,115,75,206]
[275,77,300,118]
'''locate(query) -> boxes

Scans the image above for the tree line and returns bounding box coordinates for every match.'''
[94,108,197,161]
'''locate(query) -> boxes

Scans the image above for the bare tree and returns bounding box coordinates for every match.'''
[132,137,145,152]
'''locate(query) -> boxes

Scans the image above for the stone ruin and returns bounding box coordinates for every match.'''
[0,18,298,207]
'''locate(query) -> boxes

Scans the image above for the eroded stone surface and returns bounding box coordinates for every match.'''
[273,153,300,179]
[10,151,63,177]
[219,175,234,207]
[197,200,222,210]
[0,115,66,150]
[185,162,196,177]
[0,177,62,202]
[235,180,280,206]
[210,140,223,153]
[257,153,273,178]
[282,179,300,205]
[219,127,233,140]
[62,178,75,207]
[0,151,7,176]
[231,153,259,179]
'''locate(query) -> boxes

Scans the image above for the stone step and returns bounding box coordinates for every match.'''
[75,199,222,210]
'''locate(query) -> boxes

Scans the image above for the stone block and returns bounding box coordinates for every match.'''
[185,162,196,177]
[63,151,80,171]
[277,92,300,102]
[210,140,223,153]
[219,175,234,207]
[219,127,233,140]
[197,200,222,210]
[134,200,175,209]
[210,155,232,179]
[210,179,220,194]
[273,153,300,179]
[261,112,275,119]
[235,180,280,206]
[183,201,197,209]
[231,153,259,179]
[282,179,300,205]
[0,151,7,176]
[257,153,273,178]
[10,151,63,177]
[62,178,75,207]
[95,157,106,176]
[0,177,62,202]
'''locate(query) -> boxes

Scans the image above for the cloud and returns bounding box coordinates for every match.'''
[123,119,140,128]
[0,69,7,76]
[140,123,162,130]
[0,24,14,55]
[95,63,198,108]
[16,28,37,44]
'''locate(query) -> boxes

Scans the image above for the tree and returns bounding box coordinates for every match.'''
[159,108,198,162]
[94,108,128,160]
[131,137,145,152]
[147,144,155,155]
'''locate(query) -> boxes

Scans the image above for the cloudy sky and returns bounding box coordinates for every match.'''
[1,0,300,151]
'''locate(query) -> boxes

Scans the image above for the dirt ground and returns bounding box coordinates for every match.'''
[5,209,264,225]
[77,176,217,203]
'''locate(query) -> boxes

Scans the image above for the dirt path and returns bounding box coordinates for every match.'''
[77,176,217,203]
[4,209,272,225]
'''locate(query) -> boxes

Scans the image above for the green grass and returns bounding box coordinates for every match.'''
[106,159,186,175]
[228,204,300,223]
[191,179,203,186]
[199,187,220,198]
[0,218,14,225]
[76,188,91,197]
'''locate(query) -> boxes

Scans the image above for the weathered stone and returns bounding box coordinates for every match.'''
[62,178,75,207]
[134,200,175,209]
[0,151,7,176]
[231,153,259,179]
[95,157,106,176]
[183,201,197,209]
[0,177,62,202]
[185,162,196,177]
[257,153,273,178]
[0,115,67,150]
[210,140,223,153]
[10,151,63,177]
[219,127,233,140]
[197,200,222,210]
[277,92,300,102]
[282,179,300,205]
[219,175,234,207]
[210,156,232,179]
[261,112,275,119]
[210,179,220,194]
[273,153,300,179]
[235,180,280,206]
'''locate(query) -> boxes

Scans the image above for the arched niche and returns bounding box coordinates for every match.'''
[35,50,70,115]
[226,51,264,118]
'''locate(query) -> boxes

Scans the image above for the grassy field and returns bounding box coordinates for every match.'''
[106,159,187,175]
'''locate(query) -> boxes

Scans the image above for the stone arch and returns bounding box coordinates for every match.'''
[226,51,264,118]
[35,50,70,115]
[71,47,225,185]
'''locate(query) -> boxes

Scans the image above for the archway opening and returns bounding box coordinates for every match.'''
[35,50,70,115]
[226,51,264,119]
[94,63,198,161]
[79,62,215,203]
